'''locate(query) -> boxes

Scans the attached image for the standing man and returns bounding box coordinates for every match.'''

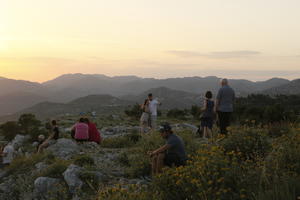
[215,79,235,135]
[148,93,161,131]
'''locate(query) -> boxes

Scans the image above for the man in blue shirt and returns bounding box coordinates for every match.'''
[148,123,187,175]
[215,79,235,135]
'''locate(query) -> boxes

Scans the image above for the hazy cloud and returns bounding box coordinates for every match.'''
[166,50,204,57]
[210,50,261,58]
[167,50,261,58]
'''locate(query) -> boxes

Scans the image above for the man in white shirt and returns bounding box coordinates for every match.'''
[1,142,15,167]
[148,93,161,130]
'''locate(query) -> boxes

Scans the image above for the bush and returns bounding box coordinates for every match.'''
[220,126,271,160]
[39,159,70,178]
[7,152,55,175]
[124,104,142,119]
[80,171,101,192]
[73,155,95,167]
[167,109,188,120]
[98,125,300,200]
[101,132,141,148]
[0,121,21,140]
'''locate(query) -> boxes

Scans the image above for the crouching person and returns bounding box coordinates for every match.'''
[148,124,187,175]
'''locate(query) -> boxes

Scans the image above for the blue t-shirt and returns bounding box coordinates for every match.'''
[216,85,235,112]
[166,134,187,162]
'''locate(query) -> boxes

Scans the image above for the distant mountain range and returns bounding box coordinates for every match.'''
[0,73,298,117]
[262,79,300,95]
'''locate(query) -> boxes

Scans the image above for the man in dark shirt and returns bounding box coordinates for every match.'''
[38,120,59,153]
[215,79,235,135]
[148,123,187,175]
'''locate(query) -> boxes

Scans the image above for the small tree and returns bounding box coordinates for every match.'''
[0,121,20,140]
[167,109,187,120]
[190,105,202,119]
[18,113,44,140]
[125,104,143,119]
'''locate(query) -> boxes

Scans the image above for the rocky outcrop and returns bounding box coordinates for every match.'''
[33,177,63,200]
[47,138,80,160]
[63,164,83,195]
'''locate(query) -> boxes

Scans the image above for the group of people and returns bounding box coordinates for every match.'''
[1,78,234,176]
[147,78,235,174]
[71,118,102,143]
[140,93,161,133]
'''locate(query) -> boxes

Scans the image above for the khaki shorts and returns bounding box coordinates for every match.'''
[150,115,157,129]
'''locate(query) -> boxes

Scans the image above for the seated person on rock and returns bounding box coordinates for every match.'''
[36,134,45,153]
[148,123,187,175]
[0,142,16,167]
[38,120,59,153]
[72,118,89,142]
[84,118,102,144]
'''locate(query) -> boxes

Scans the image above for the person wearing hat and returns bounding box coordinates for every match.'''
[148,123,187,175]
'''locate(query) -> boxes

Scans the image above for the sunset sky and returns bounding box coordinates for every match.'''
[0,0,300,82]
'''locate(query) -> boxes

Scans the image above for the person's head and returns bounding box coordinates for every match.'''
[220,78,228,86]
[205,91,213,99]
[159,123,173,139]
[38,134,45,142]
[51,120,57,126]
[148,93,153,101]
[83,118,90,124]
[79,118,85,123]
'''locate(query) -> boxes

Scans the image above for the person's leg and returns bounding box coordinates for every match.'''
[203,127,207,138]
[151,116,157,131]
[156,153,165,174]
[37,141,48,153]
[218,112,226,134]
[222,112,231,134]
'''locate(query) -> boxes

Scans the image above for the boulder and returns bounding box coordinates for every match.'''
[179,123,198,133]
[35,162,48,173]
[47,138,79,160]
[63,164,83,195]
[11,134,29,147]
[33,177,61,200]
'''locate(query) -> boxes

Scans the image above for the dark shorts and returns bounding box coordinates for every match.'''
[201,117,214,129]
[164,153,186,167]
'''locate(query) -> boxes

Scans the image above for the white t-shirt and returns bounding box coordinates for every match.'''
[149,99,159,116]
[2,144,15,164]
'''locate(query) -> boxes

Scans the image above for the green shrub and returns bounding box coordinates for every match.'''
[73,155,95,167]
[80,171,101,192]
[101,132,141,148]
[39,159,70,178]
[0,121,21,140]
[220,126,271,160]
[167,109,188,120]
[7,153,54,175]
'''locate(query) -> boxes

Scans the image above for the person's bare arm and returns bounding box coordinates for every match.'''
[215,99,219,112]
[148,144,170,156]
[202,100,207,111]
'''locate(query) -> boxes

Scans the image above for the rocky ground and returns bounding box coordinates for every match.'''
[0,123,199,200]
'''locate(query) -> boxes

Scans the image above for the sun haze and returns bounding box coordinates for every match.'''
[0,0,300,82]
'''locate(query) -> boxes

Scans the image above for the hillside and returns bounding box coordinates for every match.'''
[0,95,132,121]
[263,79,300,95]
[121,87,202,109]
[0,73,296,116]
